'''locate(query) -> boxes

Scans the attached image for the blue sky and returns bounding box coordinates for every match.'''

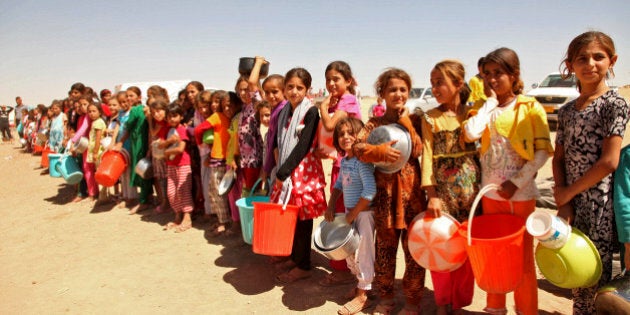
[1,0,629,106]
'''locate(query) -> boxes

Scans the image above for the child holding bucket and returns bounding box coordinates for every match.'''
[112,92,139,209]
[48,100,67,153]
[552,31,629,315]
[85,102,106,201]
[352,68,426,314]
[422,60,480,315]
[272,67,327,284]
[259,74,287,203]
[325,117,376,315]
[318,60,363,287]
[194,90,220,221]
[148,97,171,214]
[159,103,194,232]
[463,47,554,315]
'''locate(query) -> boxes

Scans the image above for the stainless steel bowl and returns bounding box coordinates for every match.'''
[134,157,153,179]
[73,137,88,153]
[366,123,412,173]
[313,215,360,260]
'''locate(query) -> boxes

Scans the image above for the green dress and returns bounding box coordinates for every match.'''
[125,105,152,200]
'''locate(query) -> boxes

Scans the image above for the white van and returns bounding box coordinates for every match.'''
[526,72,579,123]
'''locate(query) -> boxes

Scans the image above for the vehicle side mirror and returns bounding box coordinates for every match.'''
[531,83,539,89]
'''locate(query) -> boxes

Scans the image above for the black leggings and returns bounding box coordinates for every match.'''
[0,123,11,140]
[291,219,313,270]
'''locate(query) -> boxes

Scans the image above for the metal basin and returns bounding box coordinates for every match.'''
[366,123,412,173]
[313,215,360,260]
[134,157,153,179]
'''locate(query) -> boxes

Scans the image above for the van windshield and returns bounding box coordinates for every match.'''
[540,74,577,88]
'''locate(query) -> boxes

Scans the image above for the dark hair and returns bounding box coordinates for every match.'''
[332,117,364,155]
[37,104,48,115]
[374,68,411,98]
[87,102,103,116]
[325,61,356,95]
[560,31,616,92]
[167,103,185,116]
[432,60,470,106]
[149,97,169,111]
[211,90,228,113]
[78,95,94,105]
[477,57,485,68]
[234,75,248,92]
[187,81,205,94]
[100,89,111,99]
[262,74,285,89]
[482,47,524,95]
[147,85,169,102]
[228,91,243,113]
[285,68,312,89]
[70,82,86,94]
[127,86,142,99]
[50,100,62,109]
[197,90,213,107]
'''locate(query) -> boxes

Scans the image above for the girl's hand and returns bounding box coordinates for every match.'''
[324,207,335,222]
[426,197,442,218]
[320,95,331,111]
[345,211,356,225]
[483,79,497,99]
[111,142,122,152]
[556,203,575,225]
[229,160,237,170]
[498,180,518,199]
[384,140,401,162]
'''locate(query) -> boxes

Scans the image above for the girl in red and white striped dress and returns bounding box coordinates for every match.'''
[159,103,194,233]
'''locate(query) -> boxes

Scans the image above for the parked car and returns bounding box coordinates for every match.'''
[526,72,579,123]
[405,87,439,113]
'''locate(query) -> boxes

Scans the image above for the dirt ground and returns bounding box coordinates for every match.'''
[1,89,628,314]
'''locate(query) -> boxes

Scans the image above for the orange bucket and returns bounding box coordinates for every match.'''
[252,201,299,256]
[41,147,55,168]
[95,150,127,187]
[459,184,526,294]
[32,144,44,155]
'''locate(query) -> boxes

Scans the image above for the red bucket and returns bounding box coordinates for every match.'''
[252,201,299,256]
[95,151,127,187]
[41,147,55,167]
[459,185,526,294]
[32,144,44,155]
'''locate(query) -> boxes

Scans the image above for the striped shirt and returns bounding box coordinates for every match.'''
[334,157,376,210]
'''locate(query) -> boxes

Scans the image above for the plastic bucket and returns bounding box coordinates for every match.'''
[252,201,299,256]
[41,147,55,168]
[237,196,269,244]
[535,228,602,288]
[317,122,337,160]
[408,212,468,272]
[460,184,526,294]
[203,129,214,145]
[57,154,83,185]
[526,211,571,249]
[48,153,62,178]
[95,151,127,187]
[32,144,44,155]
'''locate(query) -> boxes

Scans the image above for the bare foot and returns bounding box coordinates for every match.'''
[209,223,227,237]
[275,267,311,284]
[72,196,85,203]
[163,222,179,231]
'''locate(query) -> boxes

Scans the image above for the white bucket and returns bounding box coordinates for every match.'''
[526,211,571,249]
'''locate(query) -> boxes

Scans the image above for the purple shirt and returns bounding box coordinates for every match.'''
[263,100,287,174]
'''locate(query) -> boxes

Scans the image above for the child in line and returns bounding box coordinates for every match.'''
[464,48,553,315]
[552,31,629,315]
[353,68,426,314]
[422,60,480,314]
[195,90,219,220]
[160,104,194,232]
[272,67,327,284]
[86,102,106,201]
[325,117,376,315]
[260,74,287,195]
[69,95,92,202]
[318,60,362,287]
[226,92,244,234]
[104,96,121,199]
[48,100,67,153]
[148,97,171,214]
[113,92,139,209]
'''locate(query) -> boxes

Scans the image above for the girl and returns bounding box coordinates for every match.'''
[318,60,362,287]
[196,91,238,236]
[353,68,425,314]
[325,117,376,315]
[552,31,629,315]
[464,48,554,315]
[272,67,327,284]
[256,101,271,128]
[225,92,244,235]
[160,104,194,232]
[69,96,92,202]
[194,90,219,220]
[86,102,106,201]
[104,96,121,199]
[184,81,205,213]
[260,74,287,197]
[48,100,67,153]
[422,60,479,315]
[113,86,152,214]
[113,92,139,208]
[148,97,171,214]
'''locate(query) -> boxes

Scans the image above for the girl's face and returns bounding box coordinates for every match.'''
[567,41,617,87]
[108,99,120,113]
[167,113,182,127]
[259,107,271,127]
[117,96,130,111]
[51,105,61,116]
[186,85,200,105]
[152,108,166,122]
[198,103,212,119]
[284,77,307,106]
[263,80,285,107]
[382,78,409,111]
[325,69,352,98]
[87,105,100,121]
[222,100,235,119]
[482,61,515,98]
[126,90,141,106]
[237,80,251,104]
[101,93,111,104]
[210,97,221,114]
[69,89,81,101]
[430,69,462,106]
[337,124,356,157]
[78,99,90,115]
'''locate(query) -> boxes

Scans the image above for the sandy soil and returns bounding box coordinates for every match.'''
[0,88,628,314]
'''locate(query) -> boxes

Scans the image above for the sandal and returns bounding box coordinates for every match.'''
[275,267,311,284]
[319,271,356,287]
[338,296,372,315]
[373,300,396,315]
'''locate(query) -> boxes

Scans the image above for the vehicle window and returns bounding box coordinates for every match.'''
[540,74,576,88]
[410,88,423,99]
[424,89,433,97]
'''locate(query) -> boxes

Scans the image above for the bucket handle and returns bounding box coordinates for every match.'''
[466,184,515,246]
[249,178,271,197]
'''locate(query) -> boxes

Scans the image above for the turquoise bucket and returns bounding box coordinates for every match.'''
[48,153,62,178]
[56,154,83,185]
[237,196,269,244]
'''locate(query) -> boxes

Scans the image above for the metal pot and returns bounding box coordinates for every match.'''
[313,215,360,260]
[238,57,269,78]
[37,128,49,142]
[100,136,113,149]
[19,138,27,148]
[366,123,412,174]
[73,137,88,153]
[151,141,165,160]
[134,157,153,179]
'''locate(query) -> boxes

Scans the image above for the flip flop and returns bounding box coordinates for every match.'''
[337,296,372,315]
